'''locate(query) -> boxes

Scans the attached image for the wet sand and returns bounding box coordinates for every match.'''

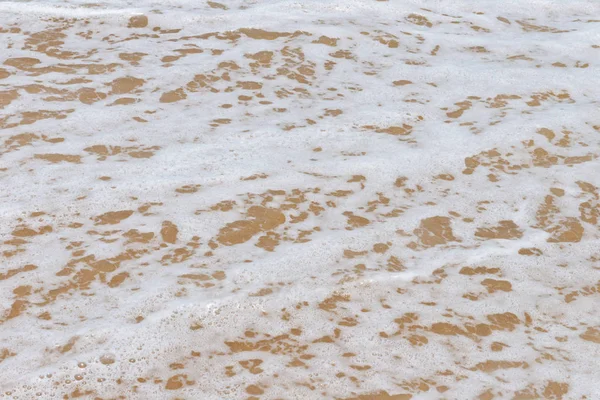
[1,0,599,398]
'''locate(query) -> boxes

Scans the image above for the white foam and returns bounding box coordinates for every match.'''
[1,0,599,398]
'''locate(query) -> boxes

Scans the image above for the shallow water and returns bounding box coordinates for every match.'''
[1,0,599,398]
